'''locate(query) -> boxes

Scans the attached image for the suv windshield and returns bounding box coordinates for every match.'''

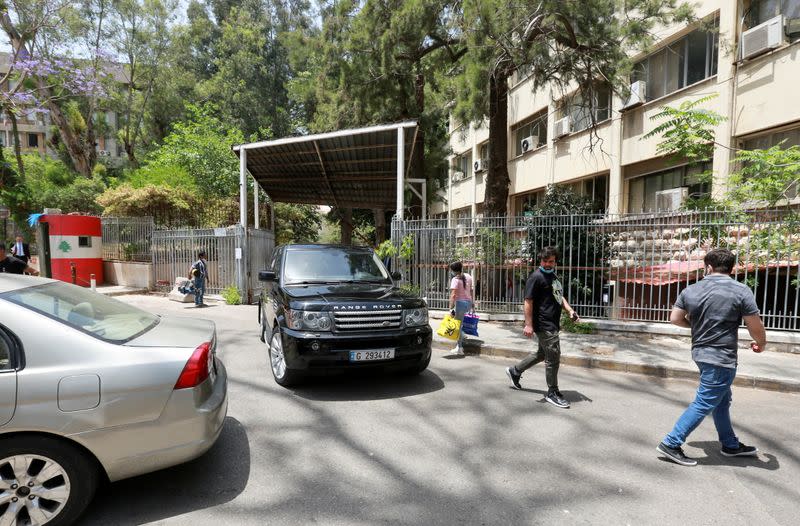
[283,248,391,284]
[1,282,159,343]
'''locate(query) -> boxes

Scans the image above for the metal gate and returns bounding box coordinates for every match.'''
[152,225,274,301]
[248,227,276,299]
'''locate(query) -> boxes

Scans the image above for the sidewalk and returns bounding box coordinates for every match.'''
[430,317,800,393]
[95,284,150,297]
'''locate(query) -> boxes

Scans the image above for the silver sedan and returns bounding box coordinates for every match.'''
[0,275,228,525]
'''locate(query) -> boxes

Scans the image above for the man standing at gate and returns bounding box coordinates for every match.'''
[189,250,210,307]
[505,246,579,408]
[656,248,767,466]
[11,235,30,264]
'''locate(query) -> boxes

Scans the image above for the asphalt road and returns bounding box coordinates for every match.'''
[79,296,800,526]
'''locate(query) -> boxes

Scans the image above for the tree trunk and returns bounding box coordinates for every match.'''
[485,70,511,216]
[45,97,92,177]
[125,141,138,167]
[9,112,24,178]
[340,208,353,245]
[373,209,386,244]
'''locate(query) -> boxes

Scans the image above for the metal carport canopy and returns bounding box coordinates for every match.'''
[232,121,419,216]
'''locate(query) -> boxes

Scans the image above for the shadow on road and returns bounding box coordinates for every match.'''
[513,387,594,404]
[290,369,445,401]
[686,441,781,470]
[78,417,251,525]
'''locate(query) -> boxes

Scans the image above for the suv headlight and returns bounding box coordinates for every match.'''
[287,309,332,331]
[403,307,428,327]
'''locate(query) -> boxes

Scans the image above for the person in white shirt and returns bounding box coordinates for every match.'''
[11,235,30,264]
[447,261,474,356]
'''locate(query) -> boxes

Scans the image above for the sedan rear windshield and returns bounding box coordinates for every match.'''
[284,249,391,284]
[1,282,158,343]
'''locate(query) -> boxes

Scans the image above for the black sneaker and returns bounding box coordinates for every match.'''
[506,366,521,389]
[657,442,698,466]
[720,442,758,457]
[545,390,570,408]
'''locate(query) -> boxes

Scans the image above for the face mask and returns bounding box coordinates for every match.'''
[539,266,554,274]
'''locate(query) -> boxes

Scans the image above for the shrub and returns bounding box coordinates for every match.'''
[221,284,242,305]
[560,312,595,334]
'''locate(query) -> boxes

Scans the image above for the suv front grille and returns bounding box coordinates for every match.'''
[333,309,403,331]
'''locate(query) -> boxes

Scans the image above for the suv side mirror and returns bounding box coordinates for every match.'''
[258,270,277,282]
[391,271,402,280]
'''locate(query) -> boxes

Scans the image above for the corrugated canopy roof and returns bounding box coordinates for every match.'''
[233,121,419,210]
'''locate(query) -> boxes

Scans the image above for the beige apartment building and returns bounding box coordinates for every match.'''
[434,0,800,220]
[0,52,126,162]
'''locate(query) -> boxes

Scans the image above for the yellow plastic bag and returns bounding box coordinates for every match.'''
[436,314,461,340]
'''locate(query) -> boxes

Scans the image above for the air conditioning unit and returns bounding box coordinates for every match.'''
[623,80,646,109]
[98,150,110,157]
[741,15,785,60]
[451,170,465,183]
[787,17,800,37]
[473,159,486,172]
[554,117,571,139]
[655,187,688,212]
[520,135,539,153]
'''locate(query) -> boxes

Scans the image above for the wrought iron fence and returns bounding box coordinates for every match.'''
[391,208,800,331]
[101,216,155,262]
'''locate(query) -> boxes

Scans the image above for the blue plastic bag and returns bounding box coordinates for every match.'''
[461,313,479,337]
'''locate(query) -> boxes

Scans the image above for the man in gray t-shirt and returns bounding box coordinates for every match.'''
[656,248,767,467]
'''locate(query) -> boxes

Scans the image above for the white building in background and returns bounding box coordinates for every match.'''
[433,0,800,220]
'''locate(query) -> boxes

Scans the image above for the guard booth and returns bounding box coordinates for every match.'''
[35,214,104,287]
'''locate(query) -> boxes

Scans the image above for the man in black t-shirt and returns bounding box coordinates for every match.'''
[505,246,579,408]
[0,243,38,275]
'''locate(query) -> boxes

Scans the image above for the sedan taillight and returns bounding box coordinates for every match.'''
[174,342,212,389]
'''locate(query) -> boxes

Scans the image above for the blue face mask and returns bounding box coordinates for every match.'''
[539,266,554,274]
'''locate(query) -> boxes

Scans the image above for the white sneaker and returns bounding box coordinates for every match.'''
[448,346,464,356]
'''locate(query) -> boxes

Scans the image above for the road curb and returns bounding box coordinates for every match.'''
[99,288,151,297]
[431,341,800,394]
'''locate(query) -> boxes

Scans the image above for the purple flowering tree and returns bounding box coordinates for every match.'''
[1,0,111,177]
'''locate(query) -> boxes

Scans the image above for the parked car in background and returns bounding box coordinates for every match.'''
[258,244,432,387]
[0,275,228,525]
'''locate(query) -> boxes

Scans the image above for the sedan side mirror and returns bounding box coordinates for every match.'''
[391,271,402,280]
[258,270,277,282]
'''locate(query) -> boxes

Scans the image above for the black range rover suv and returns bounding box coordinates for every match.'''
[258,244,432,386]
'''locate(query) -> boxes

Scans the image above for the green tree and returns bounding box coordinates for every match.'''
[14,153,106,215]
[146,102,245,196]
[176,0,312,139]
[642,95,724,164]
[293,0,459,217]
[644,95,800,208]
[273,202,321,245]
[108,0,179,166]
[730,145,800,207]
[454,0,693,216]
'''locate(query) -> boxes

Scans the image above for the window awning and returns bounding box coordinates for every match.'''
[232,121,419,212]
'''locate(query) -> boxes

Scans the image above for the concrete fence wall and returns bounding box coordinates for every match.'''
[103,261,153,289]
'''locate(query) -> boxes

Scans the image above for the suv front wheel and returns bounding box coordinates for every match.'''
[268,329,300,387]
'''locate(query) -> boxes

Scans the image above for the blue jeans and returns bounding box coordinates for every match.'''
[663,362,739,449]
[453,299,472,350]
[194,276,206,305]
